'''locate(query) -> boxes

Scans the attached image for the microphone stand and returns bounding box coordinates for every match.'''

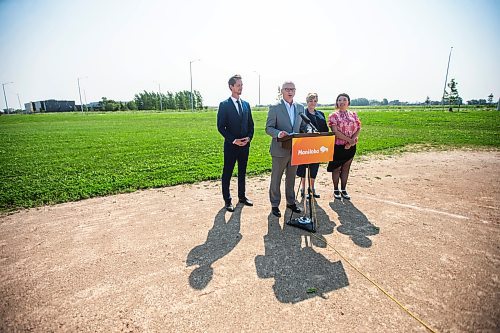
[287,163,316,232]
[286,112,321,232]
[287,124,317,232]
[299,113,319,133]
[305,164,317,231]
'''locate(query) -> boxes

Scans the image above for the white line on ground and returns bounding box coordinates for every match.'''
[357,195,470,220]
[476,205,498,210]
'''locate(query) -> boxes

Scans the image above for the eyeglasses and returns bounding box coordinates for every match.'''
[283,88,296,92]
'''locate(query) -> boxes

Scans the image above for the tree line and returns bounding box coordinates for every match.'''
[347,79,495,107]
[92,90,204,111]
[81,79,494,111]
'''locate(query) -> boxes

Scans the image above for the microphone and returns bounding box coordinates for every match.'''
[300,113,318,133]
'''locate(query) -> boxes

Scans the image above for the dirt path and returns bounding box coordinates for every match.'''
[1,150,499,332]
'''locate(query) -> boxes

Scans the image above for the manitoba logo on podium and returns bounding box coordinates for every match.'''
[276,132,335,233]
[291,133,335,166]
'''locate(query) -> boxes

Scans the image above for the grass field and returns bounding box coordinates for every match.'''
[1,108,499,211]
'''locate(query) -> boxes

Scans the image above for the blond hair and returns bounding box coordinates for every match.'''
[306,93,318,102]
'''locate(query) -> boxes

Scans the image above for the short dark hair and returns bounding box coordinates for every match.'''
[228,74,242,87]
[336,93,350,107]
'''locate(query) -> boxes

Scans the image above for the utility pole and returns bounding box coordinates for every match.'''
[441,47,453,110]
[189,59,200,111]
[253,71,261,106]
[83,89,88,111]
[17,93,22,111]
[77,77,85,113]
[1,81,13,113]
[159,83,163,111]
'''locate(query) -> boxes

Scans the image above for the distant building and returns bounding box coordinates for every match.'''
[1,108,15,114]
[86,101,102,110]
[24,103,33,113]
[25,100,76,113]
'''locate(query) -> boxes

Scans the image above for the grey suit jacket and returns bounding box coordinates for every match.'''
[265,99,306,157]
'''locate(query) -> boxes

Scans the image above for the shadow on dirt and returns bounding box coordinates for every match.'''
[255,203,349,303]
[186,206,242,290]
[330,199,379,248]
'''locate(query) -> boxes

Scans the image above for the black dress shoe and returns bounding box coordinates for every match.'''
[271,207,281,217]
[341,190,351,200]
[333,190,341,200]
[239,197,253,206]
[286,203,302,213]
[225,203,234,212]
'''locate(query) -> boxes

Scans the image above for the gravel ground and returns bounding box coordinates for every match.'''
[1,150,499,333]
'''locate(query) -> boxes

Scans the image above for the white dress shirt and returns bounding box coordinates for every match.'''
[230,96,242,115]
[284,100,295,126]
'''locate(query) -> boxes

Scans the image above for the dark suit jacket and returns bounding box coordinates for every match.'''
[302,109,329,133]
[217,97,254,145]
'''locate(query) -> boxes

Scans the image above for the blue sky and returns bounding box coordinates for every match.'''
[0,0,499,107]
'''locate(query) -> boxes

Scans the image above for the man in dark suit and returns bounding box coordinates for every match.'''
[217,74,254,212]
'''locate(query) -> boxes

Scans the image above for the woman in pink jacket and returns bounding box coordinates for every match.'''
[327,93,361,200]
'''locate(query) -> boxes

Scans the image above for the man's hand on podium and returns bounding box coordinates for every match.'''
[278,131,289,138]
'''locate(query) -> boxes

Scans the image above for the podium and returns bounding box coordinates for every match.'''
[278,132,335,232]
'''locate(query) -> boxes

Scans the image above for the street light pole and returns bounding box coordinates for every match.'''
[1,81,13,113]
[83,89,88,111]
[441,46,453,110]
[189,59,200,111]
[158,83,163,111]
[253,71,261,106]
[17,93,22,110]
[77,77,85,113]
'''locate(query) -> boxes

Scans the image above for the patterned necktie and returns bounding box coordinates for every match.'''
[237,100,243,116]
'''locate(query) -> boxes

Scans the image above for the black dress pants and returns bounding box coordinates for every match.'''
[222,143,249,203]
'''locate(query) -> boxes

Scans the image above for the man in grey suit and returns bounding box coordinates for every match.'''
[265,81,307,217]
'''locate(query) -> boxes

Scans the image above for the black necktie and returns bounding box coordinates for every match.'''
[237,100,243,116]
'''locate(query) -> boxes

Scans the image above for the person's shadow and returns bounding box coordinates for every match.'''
[255,203,349,303]
[330,200,379,247]
[186,206,242,290]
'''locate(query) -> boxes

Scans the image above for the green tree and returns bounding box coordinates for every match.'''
[194,90,203,109]
[131,89,203,111]
[134,91,157,110]
[166,92,175,109]
[447,78,461,106]
[126,100,137,110]
[350,98,369,106]
[488,93,494,105]
[101,97,119,111]
[175,91,188,110]
[381,98,388,106]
